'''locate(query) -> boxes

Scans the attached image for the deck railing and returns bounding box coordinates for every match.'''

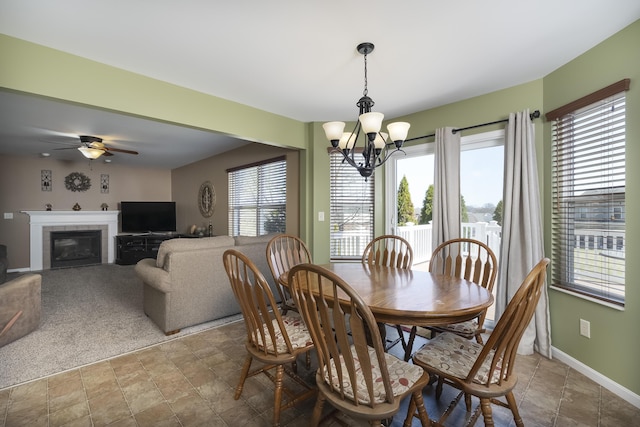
[395,221,502,264]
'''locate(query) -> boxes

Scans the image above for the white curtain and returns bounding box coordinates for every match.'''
[496,109,551,357]
[432,127,460,249]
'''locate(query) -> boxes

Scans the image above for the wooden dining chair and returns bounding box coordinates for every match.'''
[427,238,498,344]
[361,234,414,352]
[408,258,550,427]
[222,249,316,427]
[266,234,312,314]
[362,234,413,269]
[288,263,432,427]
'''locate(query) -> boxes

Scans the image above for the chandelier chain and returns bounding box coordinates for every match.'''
[363,51,368,97]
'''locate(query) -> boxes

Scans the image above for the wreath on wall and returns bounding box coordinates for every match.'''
[64,172,92,192]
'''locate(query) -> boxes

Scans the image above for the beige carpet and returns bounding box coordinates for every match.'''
[0,264,241,390]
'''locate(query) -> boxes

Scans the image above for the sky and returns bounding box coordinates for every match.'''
[396,145,504,208]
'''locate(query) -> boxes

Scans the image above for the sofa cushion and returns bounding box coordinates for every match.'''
[234,233,281,247]
[156,236,235,268]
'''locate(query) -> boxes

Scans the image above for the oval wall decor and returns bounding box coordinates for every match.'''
[198,181,216,217]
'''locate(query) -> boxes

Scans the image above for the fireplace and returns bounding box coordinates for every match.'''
[22,210,119,271]
[50,230,102,269]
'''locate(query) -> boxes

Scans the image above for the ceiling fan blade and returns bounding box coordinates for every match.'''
[103,147,138,155]
[53,146,78,150]
[102,151,114,156]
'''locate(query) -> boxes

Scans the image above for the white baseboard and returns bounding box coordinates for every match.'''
[552,346,640,409]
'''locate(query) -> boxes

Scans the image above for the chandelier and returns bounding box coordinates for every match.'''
[323,42,410,178]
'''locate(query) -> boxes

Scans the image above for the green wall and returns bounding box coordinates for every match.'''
[542,20,640,394]
[2,20,639,396]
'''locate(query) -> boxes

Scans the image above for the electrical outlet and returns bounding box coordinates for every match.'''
[580,319,591,338]
[318,211,325,222]
[3,212,13,220]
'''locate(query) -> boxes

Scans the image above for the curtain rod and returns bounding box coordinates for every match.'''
[404,109,541,143]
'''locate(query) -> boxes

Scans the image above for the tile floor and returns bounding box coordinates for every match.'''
[0,321,638,427]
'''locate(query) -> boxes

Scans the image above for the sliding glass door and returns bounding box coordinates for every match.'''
[385,129,505,323]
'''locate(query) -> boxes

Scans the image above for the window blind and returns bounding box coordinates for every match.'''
[329,152,374,260]
[551,91,626,305]
[228,157,286,236]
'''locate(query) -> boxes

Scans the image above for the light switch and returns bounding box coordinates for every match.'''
[318,211,325,221]
[3,212,13,219]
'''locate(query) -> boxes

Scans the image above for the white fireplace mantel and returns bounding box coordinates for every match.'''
[22,210,119,271]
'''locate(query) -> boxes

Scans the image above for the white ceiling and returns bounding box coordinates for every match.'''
[1,0,639,168]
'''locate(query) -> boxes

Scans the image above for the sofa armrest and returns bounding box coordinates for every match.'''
[0,273,41,347]
[135,258,171,293]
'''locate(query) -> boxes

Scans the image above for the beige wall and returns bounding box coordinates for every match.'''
[171,144,300,236]
[0,144,300,270]
[0,154,171,269]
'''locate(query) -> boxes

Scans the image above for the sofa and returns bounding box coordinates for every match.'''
[0,244,7,284]
[0,273,42,347]
[134,234,280,334]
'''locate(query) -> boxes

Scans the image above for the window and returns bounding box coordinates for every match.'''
[329,151,374,260]
[548,80,628,306]
[228,156,286,236]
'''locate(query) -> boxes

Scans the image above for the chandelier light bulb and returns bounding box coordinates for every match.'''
[323,121,345,146]
[387,122,411,146]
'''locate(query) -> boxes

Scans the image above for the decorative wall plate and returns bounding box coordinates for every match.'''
[198,181,216,217]
[64,172,92,192]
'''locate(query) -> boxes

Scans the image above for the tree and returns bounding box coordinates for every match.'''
[461,195,469,223]
[397,176,415,225]
[493,200,503,225]
[419,185,434,224]
[419,185,468,224]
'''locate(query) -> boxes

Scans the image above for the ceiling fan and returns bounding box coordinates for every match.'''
[55,135,139,159]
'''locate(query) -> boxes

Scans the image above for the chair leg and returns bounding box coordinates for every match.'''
[479,397,495,426]
[465,392,472,412]
[273,364,284,427]
[311,394,325,427]
[403,397,416,427]
[475,333,484,344]
[505,391,524,427]
[234,354,253,399]
[435,376,444,400]
[403,326,417,361]
[411,390,431,427]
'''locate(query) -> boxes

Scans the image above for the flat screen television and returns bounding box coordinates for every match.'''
[120,201,177,234]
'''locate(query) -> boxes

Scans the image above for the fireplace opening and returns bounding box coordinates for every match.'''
[50,230,102,269]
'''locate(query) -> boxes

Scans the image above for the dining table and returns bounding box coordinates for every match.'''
[282,262,494,358]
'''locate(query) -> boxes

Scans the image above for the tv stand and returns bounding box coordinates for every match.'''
[115,233,199,265]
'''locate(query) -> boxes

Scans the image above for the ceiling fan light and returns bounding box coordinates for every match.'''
[78,147,104,159]
[359,112,384,135]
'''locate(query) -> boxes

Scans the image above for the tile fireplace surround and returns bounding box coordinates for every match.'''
[22,210,119,271]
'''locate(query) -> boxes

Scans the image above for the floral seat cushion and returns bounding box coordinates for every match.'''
[413,332,501,384]
[254,312,313,354]
[324,345,426,404]
[436,319,479,336]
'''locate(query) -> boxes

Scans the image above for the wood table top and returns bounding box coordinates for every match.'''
[291,262,494,328]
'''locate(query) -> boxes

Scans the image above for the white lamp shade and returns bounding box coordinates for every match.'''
[387,122,410,142]
[373,132,388,149]
[323,121,346,141]
[78,147,104,159]
[339,132,357,150]
[359,112,384,134]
